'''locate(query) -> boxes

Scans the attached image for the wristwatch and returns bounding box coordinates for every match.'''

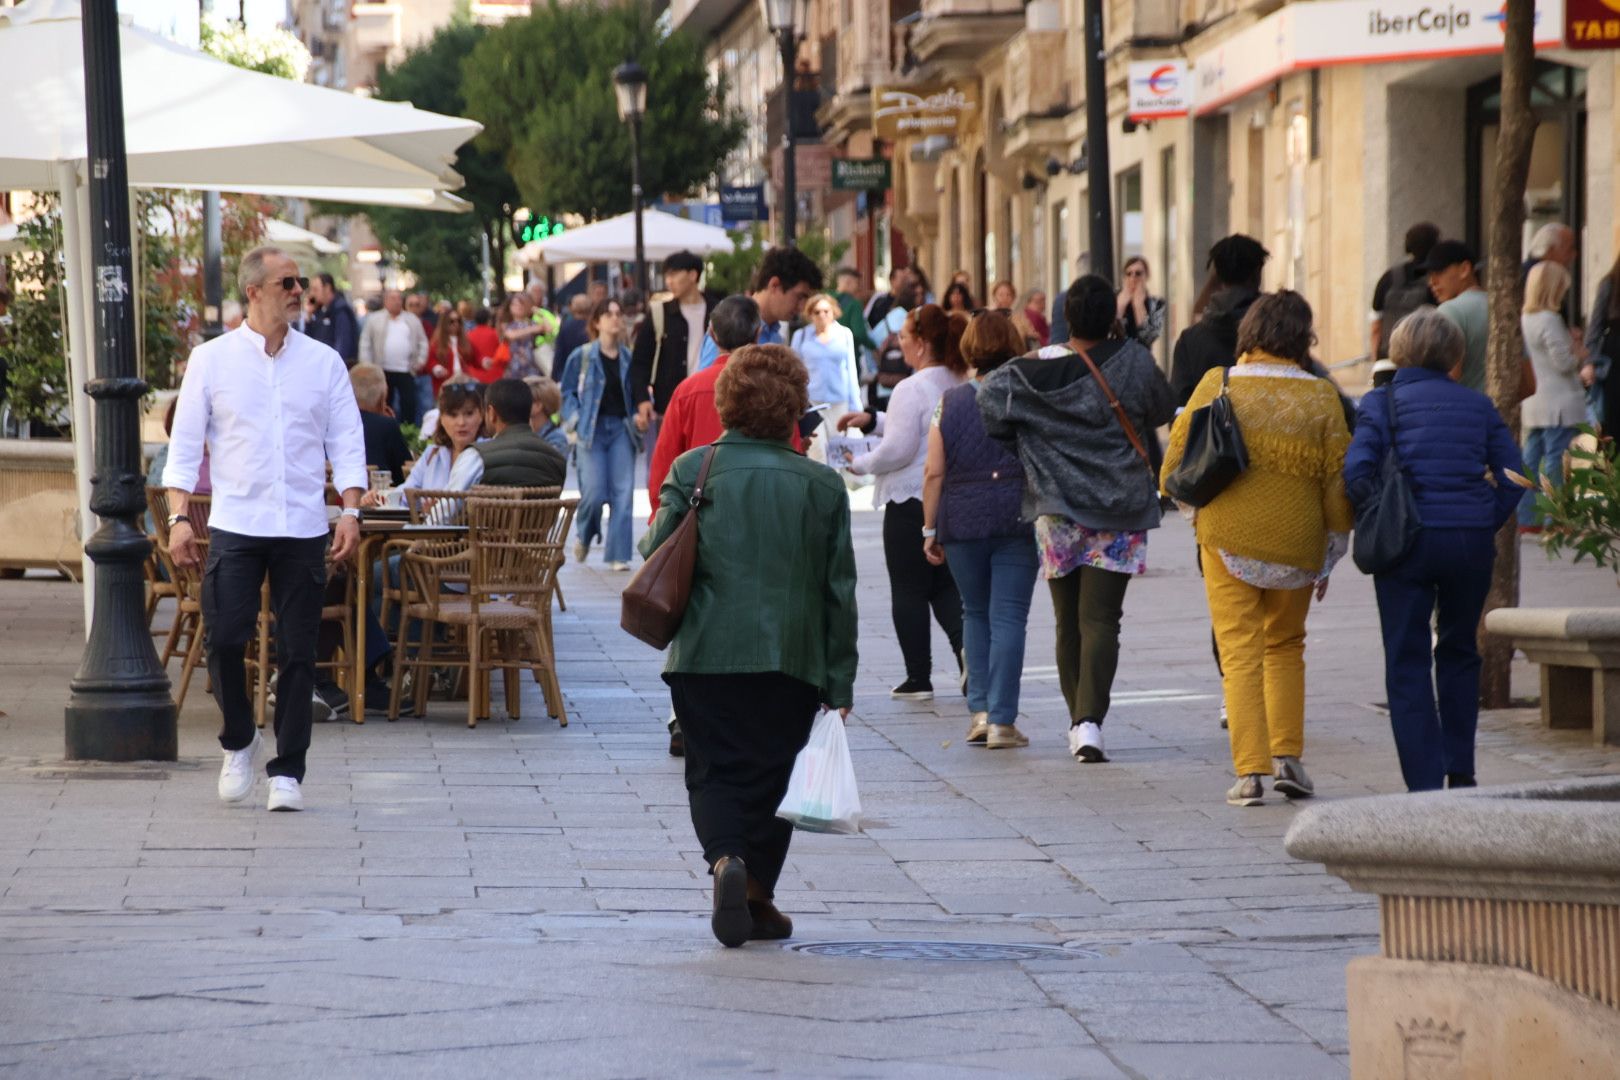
[166,513,190,527]
[340,507,362,520]
[920,527,937,538]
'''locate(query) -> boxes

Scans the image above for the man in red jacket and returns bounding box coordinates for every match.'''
[647,295,768,514]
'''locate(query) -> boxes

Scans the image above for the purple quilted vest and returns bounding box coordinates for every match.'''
[937,382,1031,543]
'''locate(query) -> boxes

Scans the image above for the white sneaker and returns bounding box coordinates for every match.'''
[217,732,264,803]
[266,776,304,812]
[1068,720,1107,763]
[606,561,632,572]
[573,540,589,563]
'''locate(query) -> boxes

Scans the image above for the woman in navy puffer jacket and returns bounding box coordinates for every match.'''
[1344,309,1523,793]
[922,311,1038,751]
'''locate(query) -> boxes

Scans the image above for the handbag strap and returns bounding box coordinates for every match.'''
[686,443,719,510]
[1074,347,1151,468]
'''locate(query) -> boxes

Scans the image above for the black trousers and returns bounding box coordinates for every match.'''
[384,370,418,428]
[202,529,328,781]
[668,672,819,897]
[882,498,964,681]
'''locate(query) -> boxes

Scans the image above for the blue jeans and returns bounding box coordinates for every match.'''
[1517,425,1577,526]
[1373,527,1495,791]
[944,534,1039,727]
[578,416,636,563]
[413,374,435,425]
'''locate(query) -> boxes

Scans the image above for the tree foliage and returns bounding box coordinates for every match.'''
[199,14,311,80]
[362,20,522,298]
[464,1,744,221]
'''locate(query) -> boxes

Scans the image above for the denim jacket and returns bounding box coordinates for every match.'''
[560,341,639,451]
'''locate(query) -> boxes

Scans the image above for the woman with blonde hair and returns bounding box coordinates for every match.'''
[1519,259,1591,532]
[790,292,862,418]
[1163,290,1352,806]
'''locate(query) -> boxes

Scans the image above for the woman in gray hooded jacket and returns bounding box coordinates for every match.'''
[979,275,1174,764]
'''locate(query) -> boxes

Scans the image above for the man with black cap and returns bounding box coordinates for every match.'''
[1425,240,1488,392]
[631,250,715,455]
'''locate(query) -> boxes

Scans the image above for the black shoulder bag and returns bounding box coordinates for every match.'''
[1350,388,1422,575]
[1164,366,1248,508]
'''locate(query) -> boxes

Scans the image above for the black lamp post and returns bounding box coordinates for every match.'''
[1083,0,1114,280]
[613,61,650,295]
[64,1,178,761]
[761,0,805,247]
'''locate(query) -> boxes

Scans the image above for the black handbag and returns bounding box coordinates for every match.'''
[1164,367,1248,507]
[1351,388,1422,575]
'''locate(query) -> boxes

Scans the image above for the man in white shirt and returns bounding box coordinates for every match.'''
[164,246,367,813]
[358,288,429,426]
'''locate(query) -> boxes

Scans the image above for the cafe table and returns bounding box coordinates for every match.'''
[349,516,468,722]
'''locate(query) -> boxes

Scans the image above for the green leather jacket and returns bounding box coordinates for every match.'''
[638,433,859,708]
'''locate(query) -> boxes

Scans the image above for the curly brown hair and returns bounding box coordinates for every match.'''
[960,311,1026,375]
[714,344,809,441]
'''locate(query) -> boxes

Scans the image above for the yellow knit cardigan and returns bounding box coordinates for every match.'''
[1160,353,1355,571]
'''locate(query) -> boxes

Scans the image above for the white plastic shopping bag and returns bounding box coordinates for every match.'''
[776,710,863,834]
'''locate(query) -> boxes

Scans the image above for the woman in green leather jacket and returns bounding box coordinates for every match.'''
[639,344,859,948]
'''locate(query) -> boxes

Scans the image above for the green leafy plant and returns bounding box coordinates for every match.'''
[795,226,851,290]
[199,14,311,80]
[400,422,428,457]
[702,227,766,296]
[1516,428,1620,578]
[0,195,68,428]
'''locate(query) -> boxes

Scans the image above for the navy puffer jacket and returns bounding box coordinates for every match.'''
[1344,368,1524,530]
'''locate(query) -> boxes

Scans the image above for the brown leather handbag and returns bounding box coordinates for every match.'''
[620,444,718,650]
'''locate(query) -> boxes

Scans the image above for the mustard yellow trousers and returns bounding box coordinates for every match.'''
[1200,546,1312,777]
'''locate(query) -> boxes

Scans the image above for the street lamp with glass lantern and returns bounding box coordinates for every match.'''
[760,0,806,247]
[613,60,650,295]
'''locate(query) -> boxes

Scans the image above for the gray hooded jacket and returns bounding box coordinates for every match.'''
[978,339,1175,533]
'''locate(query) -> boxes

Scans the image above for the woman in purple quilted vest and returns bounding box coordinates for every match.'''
[921,311,1039,749]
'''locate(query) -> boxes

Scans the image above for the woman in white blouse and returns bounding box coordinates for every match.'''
[837,303,969,699]
[362,381,485,508]
[1519,260,1592,531]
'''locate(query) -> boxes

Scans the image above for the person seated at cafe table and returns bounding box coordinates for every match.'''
[349,362,411,485]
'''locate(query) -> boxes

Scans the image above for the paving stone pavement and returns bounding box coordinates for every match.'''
[2,511,1618,1079]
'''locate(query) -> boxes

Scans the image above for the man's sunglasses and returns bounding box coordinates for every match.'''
[275,276,309,291]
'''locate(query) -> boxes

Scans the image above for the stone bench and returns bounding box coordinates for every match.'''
[1286,777,1620,1079]
[1485,607,1620,747]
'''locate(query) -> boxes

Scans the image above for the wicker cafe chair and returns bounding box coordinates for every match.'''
[394,497,569,728]
[145,487,212,709]
[469,485,568,611]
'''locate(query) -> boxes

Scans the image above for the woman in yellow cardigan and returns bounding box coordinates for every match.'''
[1161,291,1354,806]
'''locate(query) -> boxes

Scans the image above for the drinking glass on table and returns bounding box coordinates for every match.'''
[368,468,391,497]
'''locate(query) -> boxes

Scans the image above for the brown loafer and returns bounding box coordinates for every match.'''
[710,856,750,947]
[747,898,793,940]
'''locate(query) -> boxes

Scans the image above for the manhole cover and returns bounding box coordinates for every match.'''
[787,941,1088,962]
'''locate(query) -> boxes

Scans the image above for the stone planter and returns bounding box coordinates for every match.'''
[1285,777,1620,1079]
[0,438,82,578]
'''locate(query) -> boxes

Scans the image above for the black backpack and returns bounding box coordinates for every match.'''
[1378,263,1431,358]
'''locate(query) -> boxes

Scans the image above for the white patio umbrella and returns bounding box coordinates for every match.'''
[0,222,18,255]
[517,208,734,266]
[263,219,343,265]
[0,0,481,624]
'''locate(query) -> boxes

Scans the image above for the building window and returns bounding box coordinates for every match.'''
[1116,165,1143,280]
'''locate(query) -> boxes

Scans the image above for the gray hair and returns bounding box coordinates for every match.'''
[710,295,763,352]
[1527,223,1572,260]
[237,246,288,296]
[348,362,388,408]
[1389,307,1464,374]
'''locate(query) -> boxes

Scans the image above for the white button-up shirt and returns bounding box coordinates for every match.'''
[163,323,367,539]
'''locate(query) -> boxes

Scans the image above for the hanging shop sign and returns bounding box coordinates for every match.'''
[1127,61,1190,120]
[1193,0,1566,114]
[720,185,767,224]
[1566,0,1620,48]
[871,83,978,140]
[831,158,892,191]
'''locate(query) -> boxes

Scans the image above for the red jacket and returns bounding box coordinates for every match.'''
[648,356,729,516]
[648,355,804,516]
[466,325,504,383]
